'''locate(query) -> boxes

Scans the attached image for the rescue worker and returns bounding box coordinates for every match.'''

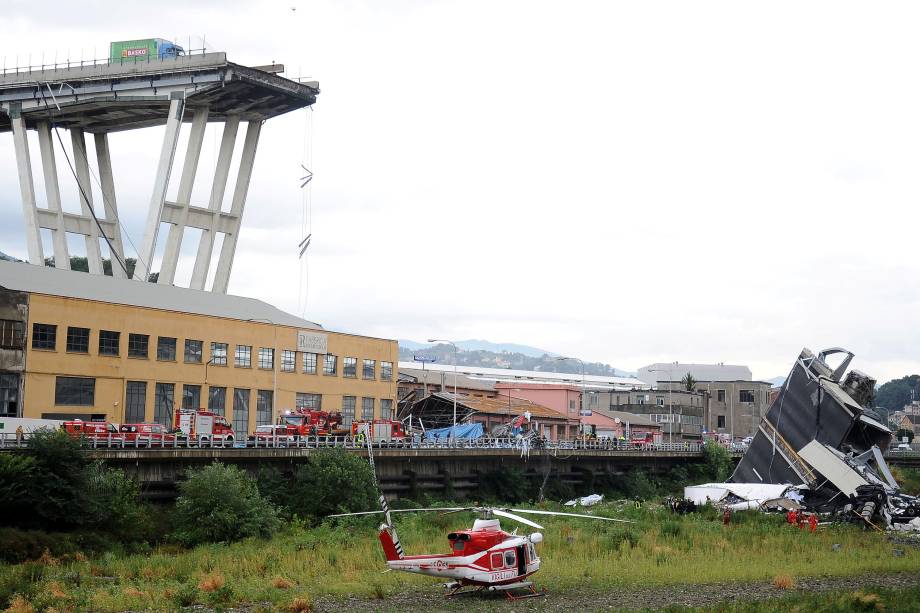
[15,425,24,445]
[787,509,797,525]
[722,508,731,526]
[808,513,818,533]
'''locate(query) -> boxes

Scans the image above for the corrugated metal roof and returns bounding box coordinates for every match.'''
[396,361,648,389]
[0,260,322,330]
[398,367,496,391]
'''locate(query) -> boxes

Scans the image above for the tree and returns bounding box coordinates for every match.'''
[260,449,378,521]
[896,428,914,444]
[875,375,920,411]
[172,463,280,545]
[0,454,37,525]
[682,373,697,391]
[25,429,90,528]
[701,441,733,482]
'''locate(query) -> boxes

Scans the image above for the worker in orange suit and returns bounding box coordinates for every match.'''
[722,508,731,526]
[787,509,797,525]
[808,513,818,533]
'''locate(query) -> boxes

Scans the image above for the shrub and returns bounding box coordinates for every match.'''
[0,454,36,526]
[82,462,153,540]
[773,574,796,589]
[260,450,378,520]
[701,442,733,482]
[24,430,89,528]
[171,463,280,545]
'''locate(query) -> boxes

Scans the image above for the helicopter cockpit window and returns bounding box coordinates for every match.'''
[504,550,515,567]
[529,543,536,561]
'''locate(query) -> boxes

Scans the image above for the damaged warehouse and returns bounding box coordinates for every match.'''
[692,347,920,529]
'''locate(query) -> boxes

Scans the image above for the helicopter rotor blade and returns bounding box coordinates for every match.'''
[508,509,636,524]
[328,507,467,518]
[491,508,543,530]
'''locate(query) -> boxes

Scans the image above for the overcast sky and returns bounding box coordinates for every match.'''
[2,1,919,383]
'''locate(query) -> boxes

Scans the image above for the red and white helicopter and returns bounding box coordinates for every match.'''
[330,497,632,599]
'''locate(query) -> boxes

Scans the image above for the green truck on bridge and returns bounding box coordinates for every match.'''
[109,39,185,62]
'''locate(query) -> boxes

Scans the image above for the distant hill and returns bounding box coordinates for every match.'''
[398,340,628,377]
[399,339,556,358]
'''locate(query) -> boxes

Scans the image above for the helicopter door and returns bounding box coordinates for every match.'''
[516,545,527,575]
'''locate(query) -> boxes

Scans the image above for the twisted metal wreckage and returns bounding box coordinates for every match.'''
[691,347,920,530]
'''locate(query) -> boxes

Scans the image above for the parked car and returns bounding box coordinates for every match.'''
[250,424,298,445]
[895,443,912,451]
[119,423,175,443]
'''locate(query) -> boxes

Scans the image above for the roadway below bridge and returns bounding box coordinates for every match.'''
[84,445,707,501]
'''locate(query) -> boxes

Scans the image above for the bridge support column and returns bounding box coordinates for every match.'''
[190,115,239,290]
[35,121,70,269]
[11,112,43,265]
[70,128,104,275]
[136,94,186,282]
[94,132,127,279]
[212,120,262,294]
[159,107,209,285]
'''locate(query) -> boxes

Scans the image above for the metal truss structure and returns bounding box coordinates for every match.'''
[0,52,318,292]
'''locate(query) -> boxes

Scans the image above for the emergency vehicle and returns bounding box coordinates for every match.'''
[173,409,235,441]
[352,419,406,442]
[62,420,120,440]
[119,423,175,442]
[279,408,345,436]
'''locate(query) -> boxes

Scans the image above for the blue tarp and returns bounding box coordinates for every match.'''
[424,423,484,440]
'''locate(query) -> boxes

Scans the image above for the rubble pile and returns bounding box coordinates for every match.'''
[693,347,920,530]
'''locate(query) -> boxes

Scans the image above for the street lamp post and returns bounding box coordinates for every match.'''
[428,339,458,440]
[556,356,586,430]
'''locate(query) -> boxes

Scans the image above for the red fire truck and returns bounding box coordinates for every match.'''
[278,408,346,436]
[351,419,406,443]
[173,409,235,441]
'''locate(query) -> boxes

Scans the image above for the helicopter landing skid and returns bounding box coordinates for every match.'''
[489,581,546,600]
[444,582,486,597]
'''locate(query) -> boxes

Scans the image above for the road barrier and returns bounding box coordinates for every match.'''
[0,432,705,453]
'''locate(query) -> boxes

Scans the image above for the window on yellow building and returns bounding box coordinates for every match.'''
[99,330,120,356]
[381,361,393,381]
[210,342,227,366]
[184,340,203,363]
[125,381,146,422]
[67,327,90,353]
[31,323,56,350]
[281,350,296,372]
[157,337,176,361]
[235,345,252,368]
[258,347,274,370]
[324,354,337,376]
[380,399,393,420]
[363,359,376,379]
[303,352,317,374]
[362,397,375,420]
[128,334,149,358]
[343,357,357,378]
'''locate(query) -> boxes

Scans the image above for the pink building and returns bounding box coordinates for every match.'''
[581,409,662,442]
[494,382,583,420]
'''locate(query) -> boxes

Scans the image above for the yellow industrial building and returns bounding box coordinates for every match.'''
[0,260,397,435]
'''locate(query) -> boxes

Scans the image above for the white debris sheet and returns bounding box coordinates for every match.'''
[564,494,604,507]
[684,483,803,510]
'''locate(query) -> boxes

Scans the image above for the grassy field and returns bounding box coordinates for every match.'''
[2,501,919,612]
